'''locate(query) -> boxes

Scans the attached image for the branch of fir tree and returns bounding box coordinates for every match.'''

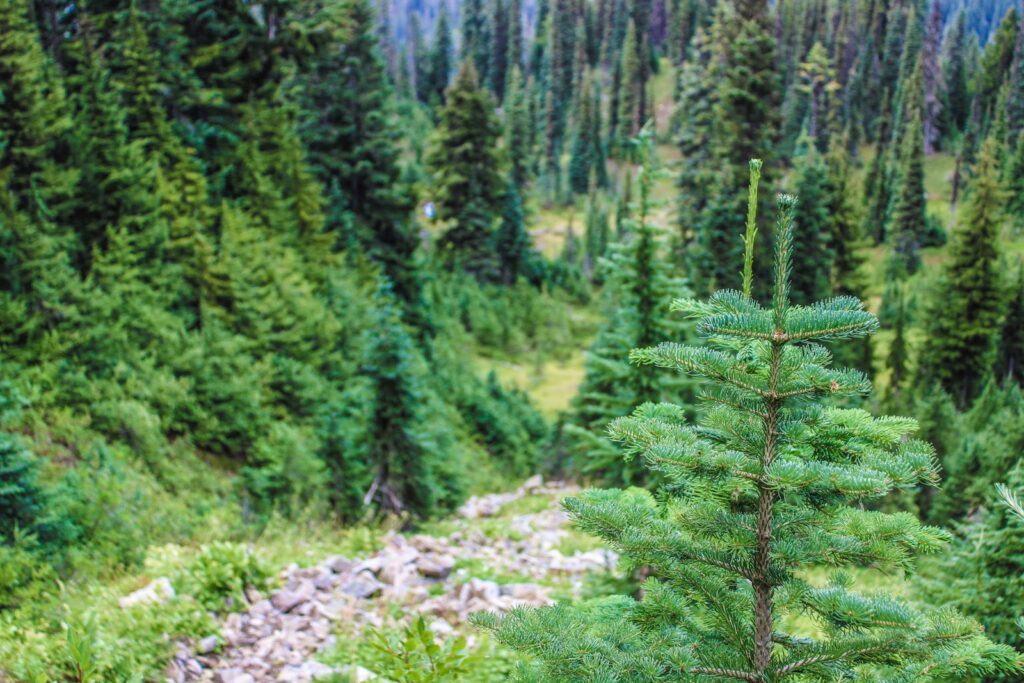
[688,665,760,681]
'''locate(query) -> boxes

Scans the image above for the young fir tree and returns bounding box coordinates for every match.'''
[427,6,453,107]
[564,131,688,486]
[943,10,970,136]
[328,290,464,519]
[916,138,1006,408]
[569,72,598,195]
[888,82,927,274]
[884,284,909,413]
[504,66,533,189]
[494,177,532,286]
[479,185,1020,681]
[427,60,505,279]
[789,141,833,305]
[0,431,47,545]
[300,0,420,311]
[997,262,1024,386]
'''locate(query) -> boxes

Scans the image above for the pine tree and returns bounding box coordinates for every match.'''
[301,0,420,310]
[885,284,909,412]
[564,132,689,485]
[943,11,970,136]
[615,19,642,148]
[569,72,597,195]
[889,70,927,274]
[917,138,1006,408]
[427,60,505,279]
[494,177,532,285]
[329,291,464,519]
[461,0,491,87]
[490,0,509,101]
[427,6,453,106]
[504,66,532,189]
[996,262,1024,387]
[789,142,833,305]
[0,431,46,545]
[921,0,943,154]
[479,186,1020,681]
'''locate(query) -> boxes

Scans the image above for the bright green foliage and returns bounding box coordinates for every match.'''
[428,60,506,279]
[174,542,274,613]
[916,139,1005,408]
[888,79,927,274]
[919,466,1024,651]
[480,193,1021,681]
[300,0,419,309]
[997,263,1024,386]
[565,132,690,486]
[370,616,470,682]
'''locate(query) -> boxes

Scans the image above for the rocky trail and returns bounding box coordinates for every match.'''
[155,478,617,683]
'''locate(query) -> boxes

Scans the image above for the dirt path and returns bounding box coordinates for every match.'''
[164,478,615,683]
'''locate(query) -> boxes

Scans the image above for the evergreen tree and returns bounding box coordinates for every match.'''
[300,0,420,310]
[569,72,597,195]
[943,11,970,136]
[0,431,46,545]
[494,177,531,285]
[334,292,463,518]
[789,143,833,305]
[885,284,909,412]
[427,6,453,106]
[917,138,1006,408]
[565,131,689,485]
[889,73,927,274]
[615,19,642,148]
[504,66,532,189]
[921,1,943,154]
[427,60,505,279]
[490,0,509,101]
[996,262,1024,387]
[480,191,1020,682]
[461,0,491,87]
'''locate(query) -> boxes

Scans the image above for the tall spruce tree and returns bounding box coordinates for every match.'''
[789,142,833,305]
[564,130,689,485]
[300,0,420,310]
[427,60,505,279]
[480,187,1019,681]
[889,72,927,274]
[917,138,1006,408]
[997,263,1024,386]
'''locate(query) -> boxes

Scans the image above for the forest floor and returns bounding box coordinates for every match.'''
[154,478,614,683]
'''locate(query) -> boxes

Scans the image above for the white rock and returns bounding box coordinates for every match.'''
[119,577,175,608]
[520,474,544,493]
[341,573,383,599]
[324,555,353,574]
[416,553,455,579]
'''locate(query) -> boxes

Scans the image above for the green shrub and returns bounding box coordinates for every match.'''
[175,541,274,612]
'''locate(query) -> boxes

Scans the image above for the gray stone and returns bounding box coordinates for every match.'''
[323,555,353,574]
[196,635,220,655]
[416,553,455,579]
[271,580,314,613]
[340,573,383,599]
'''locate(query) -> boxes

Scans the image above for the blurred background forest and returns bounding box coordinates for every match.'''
[1,0,1024,680]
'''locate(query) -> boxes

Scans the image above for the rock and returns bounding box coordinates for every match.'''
[340,573,383,599]
[336,665,378,682]
[323,555,353,574]
[301,660,336,680]
[119,577,175,608]
[499,583,547,602]
[429,619,454,637]
[272,580,315,613]
[312,570,336,591]
[196,635,220,655]
[215,669,255,683]
[520,474,544,493]
[416,553,455,579]
[461,578,500,605]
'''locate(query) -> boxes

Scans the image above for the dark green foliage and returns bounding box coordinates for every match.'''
[916,138,1006,408]
[428,60,506,279]
[494,178,533,286]
[889,90,927,274]
[932,382,1024,524]
[0,431,44,545]
[481,192,1020,681]
[997,263,1024,386]
[789,144,833,305]
[300,0,420,309]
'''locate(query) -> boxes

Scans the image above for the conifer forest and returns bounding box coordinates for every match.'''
[5,0,1024,680]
